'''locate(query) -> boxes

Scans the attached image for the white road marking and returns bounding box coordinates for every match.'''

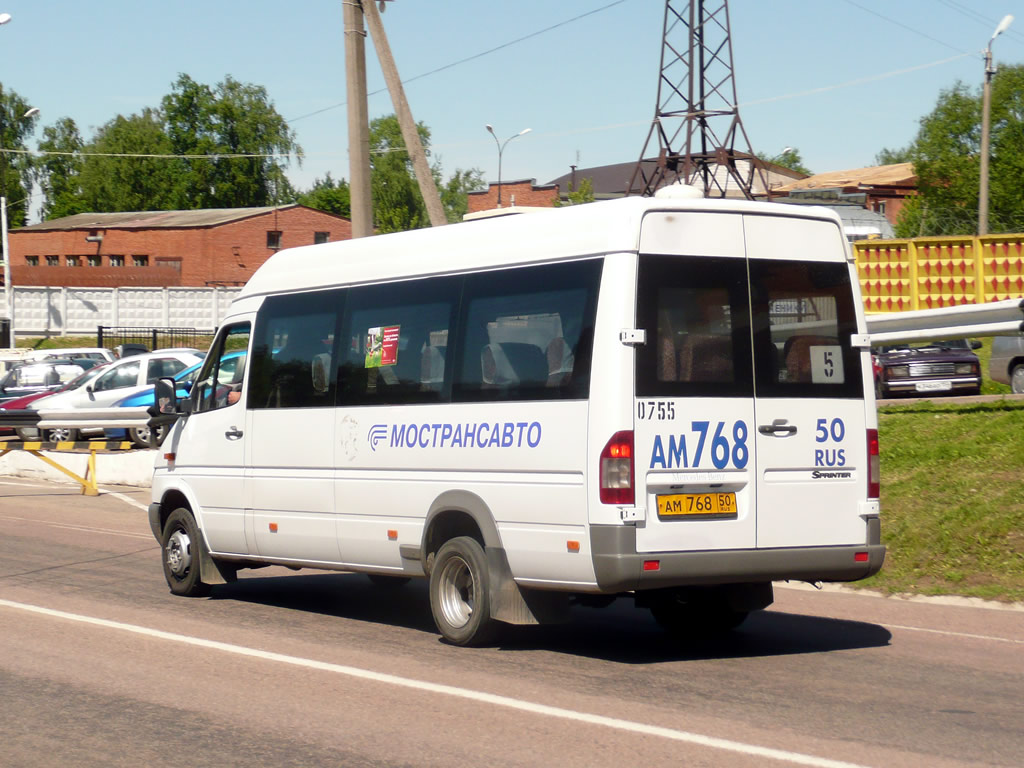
[97,488,148,511]
[882,623,1024,645]
[0,515,152,540]
[0,597,872,768]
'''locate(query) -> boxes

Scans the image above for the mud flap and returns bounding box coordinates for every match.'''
[485,546,568,625]
[197,533,238,585]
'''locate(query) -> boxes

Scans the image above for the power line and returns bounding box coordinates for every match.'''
[286,0,631,124]
[841,0,976,56]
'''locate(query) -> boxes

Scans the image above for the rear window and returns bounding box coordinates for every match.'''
[637,255,862,399]
[750,260,863,399]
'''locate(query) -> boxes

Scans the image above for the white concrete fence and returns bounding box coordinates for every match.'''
[12,285,242,338]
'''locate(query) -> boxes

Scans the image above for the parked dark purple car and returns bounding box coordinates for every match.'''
[873,339,982,398]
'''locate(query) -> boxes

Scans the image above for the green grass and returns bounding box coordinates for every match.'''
[857,399,1024,602]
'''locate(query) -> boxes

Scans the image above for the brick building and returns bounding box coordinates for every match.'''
[467,179,558,213]
[9,204,351,288]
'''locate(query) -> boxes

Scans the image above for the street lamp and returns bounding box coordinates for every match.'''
[485,124,531,207]
[979,13,1014,236]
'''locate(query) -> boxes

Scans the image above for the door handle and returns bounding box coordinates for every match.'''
[758,420,797,436]
[225,427,243,440]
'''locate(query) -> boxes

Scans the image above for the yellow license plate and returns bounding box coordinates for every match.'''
[657,492,737,519]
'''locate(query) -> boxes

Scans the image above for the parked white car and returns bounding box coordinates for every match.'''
[24,350,203,441]
[27,347,117,364]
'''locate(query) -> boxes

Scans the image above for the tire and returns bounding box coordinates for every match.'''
[161,507,211,597]
[16,428,38,441]
[648,591,749,638]
[128,424,167,449]
[44,426,79,442]
[367,574,412,588]
[429,536,498,646]
[1011,364,1024,395]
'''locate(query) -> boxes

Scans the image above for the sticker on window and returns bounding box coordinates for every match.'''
[365,325,400,368]
[810,345,844,384]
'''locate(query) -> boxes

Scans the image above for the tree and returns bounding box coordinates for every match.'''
[756,147,811,176]
[78,109,181,212]
[162,74,301,208]
[897,65,1024,236]
[369,114,431,233]
[35,117,87,220]
[299,173,351,218]
[0,84,41,227]
[440,168,485,222]
[874,146,912,165]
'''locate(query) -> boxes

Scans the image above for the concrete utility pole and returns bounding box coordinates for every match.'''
[363,0,447,227]
[344,0,374,238]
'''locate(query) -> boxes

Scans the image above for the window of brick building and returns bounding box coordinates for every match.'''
[110,255,124,267]
[46,255,59,267]
[267,231,282,250]
[88,255,102,267]
[25,256,38,267]
[66,255,81,267]
[314,231,329,245]
[132,255,149,267]
[155,257,181,272]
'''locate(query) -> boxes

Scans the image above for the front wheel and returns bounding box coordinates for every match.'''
[161,508,211,597]
[429,536,498,646]
[1011,364,1024,394]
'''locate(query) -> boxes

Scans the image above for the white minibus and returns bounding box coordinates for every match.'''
[149,194,884,646]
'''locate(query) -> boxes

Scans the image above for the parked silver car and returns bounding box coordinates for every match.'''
[989,333,1024,394]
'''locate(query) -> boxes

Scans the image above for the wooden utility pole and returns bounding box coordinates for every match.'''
[363,0,447,227]
[344,0,373,238]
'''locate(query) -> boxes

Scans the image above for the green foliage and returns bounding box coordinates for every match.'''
[79,109,181,212]
[900,65,1024,235]
[35,117,87,220]
[756,147,811,176]
[556,177,596,206]
[440,168,485,222]
[875,146,912,165]
[298,173,351,218]
[365,114,485,231]
[34,73,300,218]
[858,400,1024,601]
[0,84,41,227]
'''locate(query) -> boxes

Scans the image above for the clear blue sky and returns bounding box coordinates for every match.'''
[3,0,1023,221]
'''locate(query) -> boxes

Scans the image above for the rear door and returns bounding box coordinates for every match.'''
[745,215,867,548]
[634,212,757,553]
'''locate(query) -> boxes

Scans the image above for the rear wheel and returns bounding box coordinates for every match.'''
[429,536,498,646]
[161,508,211,597]
[44,426,79,442]
[1011,364,1024,394]
[128,424,167,449]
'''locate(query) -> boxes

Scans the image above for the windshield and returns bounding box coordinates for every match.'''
[60,362,110,391]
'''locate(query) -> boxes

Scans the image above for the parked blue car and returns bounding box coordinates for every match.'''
[107,351,246,447]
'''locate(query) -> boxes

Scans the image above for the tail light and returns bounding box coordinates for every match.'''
[600,431,634,505]
[867,428,880,499]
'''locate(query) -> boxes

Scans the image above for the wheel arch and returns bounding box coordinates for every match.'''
[420,490,502,571]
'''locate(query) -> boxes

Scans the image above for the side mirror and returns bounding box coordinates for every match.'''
[970,340,983,350]
[153,377,180,415]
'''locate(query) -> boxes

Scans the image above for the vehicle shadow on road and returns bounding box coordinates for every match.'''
[209,571,892,661]
[504,605,893,663]
[209,571,440,634]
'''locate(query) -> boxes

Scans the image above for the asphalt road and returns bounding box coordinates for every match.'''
[0,479,1021,768]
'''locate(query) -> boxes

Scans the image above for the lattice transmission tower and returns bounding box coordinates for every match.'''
[627,0,768,199]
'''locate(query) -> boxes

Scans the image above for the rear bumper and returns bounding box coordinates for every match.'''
[591,524,885,593]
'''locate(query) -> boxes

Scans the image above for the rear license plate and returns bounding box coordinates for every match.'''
[657,492,737,519]
[915,380,953,392]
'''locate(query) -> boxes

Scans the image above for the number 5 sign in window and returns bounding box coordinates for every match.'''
[810,345,844,384]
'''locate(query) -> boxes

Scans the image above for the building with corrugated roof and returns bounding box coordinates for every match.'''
[9,204,351,288]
